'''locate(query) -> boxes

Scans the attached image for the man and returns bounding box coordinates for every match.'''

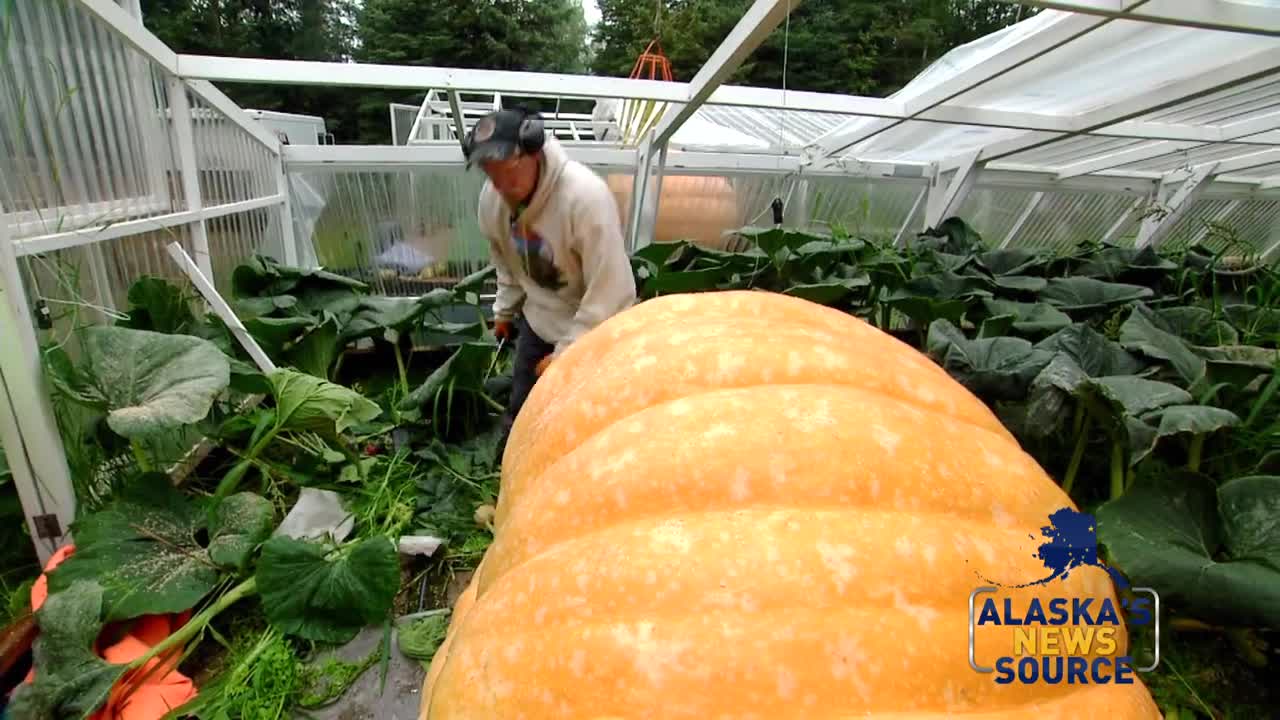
[463,107,637,462]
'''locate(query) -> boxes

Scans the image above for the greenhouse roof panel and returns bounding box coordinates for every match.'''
[815,6,1280,175]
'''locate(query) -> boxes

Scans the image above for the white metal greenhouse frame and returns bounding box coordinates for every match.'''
[3,0,1280,563]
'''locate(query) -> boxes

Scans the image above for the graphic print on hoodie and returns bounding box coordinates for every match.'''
[510,215,566,291]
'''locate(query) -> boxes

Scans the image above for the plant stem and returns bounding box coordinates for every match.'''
[216,424,283,499]
[393,340,409,399]
[1063,408,1089,496]
[130,439,152,472]
[125,576,258,675]
[1188,434,1205,473]
[1110,441,1126,501]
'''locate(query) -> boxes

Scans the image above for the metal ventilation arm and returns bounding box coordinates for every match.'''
[992,0,1280,37]
[649,0,800,147]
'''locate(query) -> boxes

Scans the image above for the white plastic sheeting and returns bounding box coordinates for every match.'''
[816,6,1280,167]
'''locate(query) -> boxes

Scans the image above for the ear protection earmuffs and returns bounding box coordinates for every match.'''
[513,106,546,154]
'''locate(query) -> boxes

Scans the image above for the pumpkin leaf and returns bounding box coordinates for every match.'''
[453,265,495,297]
[1119,303,1208,388]
[48,327,230,440]
[1036,324,1145,377]
[886,272,993,326]
[6,580,126,720]
[975,248,1045,277]
[990,275,1048,293]
[926,320,1054,401]
[208,492,277,571]
[981,299,1073,334]
[1154,306,1239,347]
[244,316,318,358]
[416,320,488,348]
[398,343,495,417]
[915,216,984,255]
[280,313,342,380]
[45,474,235,621]
[1041,277,1154,311]
[1075,246,1177,279]
[1097,472,1280,628]
[1224,304,1280,345]
[270,368,383,438]
[232,254,366,298]
[1086,375,1194,418]
[256,535,401,644]
[233,294,298,320]
[1130,405,1243,465]
[783,276,870,305]
[341,296,432,344]
[118,276,199,335]
[1143,404,1242,438]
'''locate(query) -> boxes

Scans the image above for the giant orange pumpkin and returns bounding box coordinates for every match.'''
[606,174,741,250]
[419,290,1162,719]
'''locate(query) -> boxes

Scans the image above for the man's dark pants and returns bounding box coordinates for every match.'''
[495,315,553,463]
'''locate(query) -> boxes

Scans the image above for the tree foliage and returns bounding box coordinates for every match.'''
[591,0,1031,96]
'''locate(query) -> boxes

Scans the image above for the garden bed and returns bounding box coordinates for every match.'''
[5,218,1278,719]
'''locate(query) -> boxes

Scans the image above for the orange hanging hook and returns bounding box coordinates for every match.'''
[629,37,674,81]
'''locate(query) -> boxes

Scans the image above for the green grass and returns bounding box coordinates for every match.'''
[1140,626,1278,719]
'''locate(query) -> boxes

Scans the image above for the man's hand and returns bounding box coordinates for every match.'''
[493,319,514,341]
[535,355,552,377]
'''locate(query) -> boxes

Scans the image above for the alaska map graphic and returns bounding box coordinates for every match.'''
[979,507,1130,589]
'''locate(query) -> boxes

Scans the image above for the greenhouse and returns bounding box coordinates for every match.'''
[1,0,1278,718]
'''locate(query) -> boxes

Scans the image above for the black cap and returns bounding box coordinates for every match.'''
[462,109,541,169]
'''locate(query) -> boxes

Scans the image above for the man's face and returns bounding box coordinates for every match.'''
[481,152,540,207]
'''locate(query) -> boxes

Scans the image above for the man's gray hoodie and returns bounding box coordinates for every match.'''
[477,136,637,357]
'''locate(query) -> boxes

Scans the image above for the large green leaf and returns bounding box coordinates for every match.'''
[1131,405,1242,464]
[256,535,401,644]
[915,217,984,255]
[990,275,1048,293]
[975,248,1045,277]
[232,254,366,298]
[886,272,993,326]
[6,581,126,720]
[117,276,199,335]
[49,326,229,439]
[1087,375,1193,417]
[1119,303,1208,388]
[269,368,383,437]
[926,320,1054,401]
[45,475,250,621]
[981,299,1073,334]
[282,314,342,380]
[1224,303,1280,344]
[208,492,277,570]
[398,342,495,414]
[1097,473,1280,628]
[1036,324,1145,377]
[1155,306,1239,346]
[244,315,317,358]
[1075,246,1177,279]
[341,296,433,344]
[1041,277,1154,311]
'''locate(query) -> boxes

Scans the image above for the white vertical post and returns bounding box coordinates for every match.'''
[276,160,299,266]
[0,212,76,566]
[627,133,658,251]
[167,76,214,279]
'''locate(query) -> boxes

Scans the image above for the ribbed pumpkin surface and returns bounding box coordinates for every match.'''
[419,290,1161,719]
